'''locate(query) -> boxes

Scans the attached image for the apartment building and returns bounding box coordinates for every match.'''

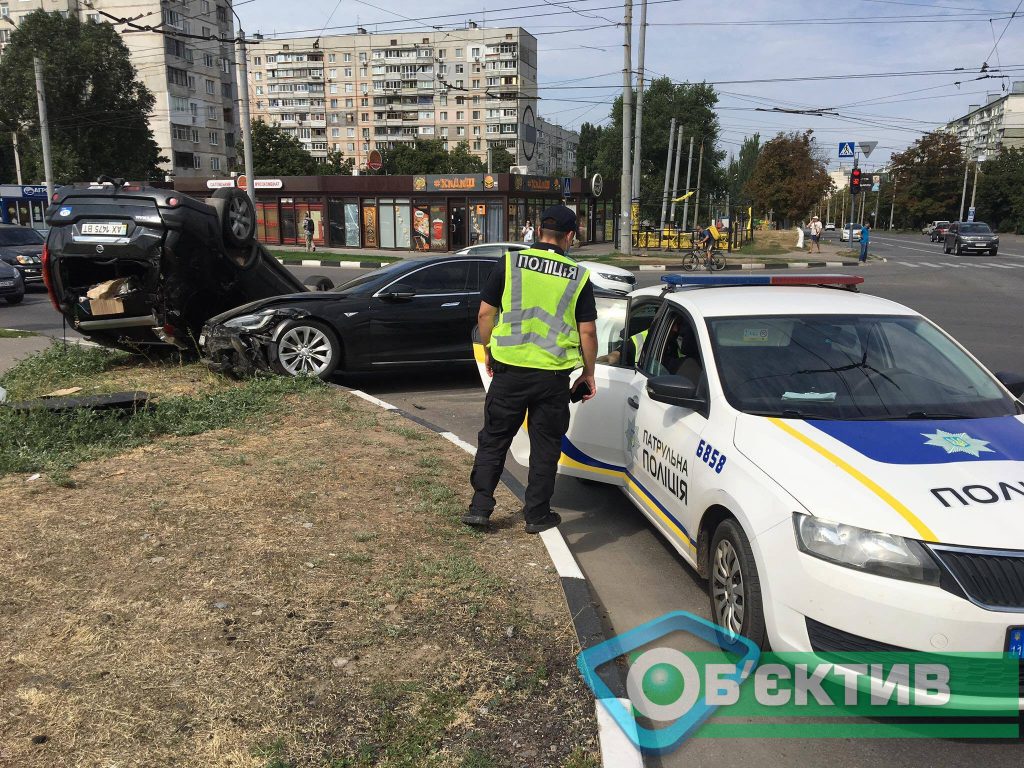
[244,25,543,169]
[533,117,579,177]
[0,0,239,178]
[945,81,1024,156]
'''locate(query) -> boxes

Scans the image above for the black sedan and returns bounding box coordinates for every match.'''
[0,224,44,286]
[0,259,25,304]
[201,254,499,378]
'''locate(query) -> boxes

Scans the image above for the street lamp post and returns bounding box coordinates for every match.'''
[231,8,256,205]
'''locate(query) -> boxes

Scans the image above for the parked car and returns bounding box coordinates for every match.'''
[453,242,637,294]
[929,221,951,242]
[0,224,44,286]
[824,222,836,231]
[0,258,25,305]
[944,221,999,256]
[840,223,862,242]
[44,179,320,351]
[923,220,950,237]
[472,272,1024,711]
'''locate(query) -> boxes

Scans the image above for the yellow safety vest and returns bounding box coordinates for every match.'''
[629,329,648,361]
[490,247,590,370]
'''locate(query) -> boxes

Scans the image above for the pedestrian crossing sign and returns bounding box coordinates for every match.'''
[838,142,855,158]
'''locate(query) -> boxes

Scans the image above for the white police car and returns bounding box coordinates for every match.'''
[475,274,1024,707]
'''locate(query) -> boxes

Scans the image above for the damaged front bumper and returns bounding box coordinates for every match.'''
[200,307,309,376]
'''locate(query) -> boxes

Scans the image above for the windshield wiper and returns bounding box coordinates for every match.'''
[897,411,973,420]
[745,409,841,420]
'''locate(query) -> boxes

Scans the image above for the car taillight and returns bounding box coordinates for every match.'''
[41,242,60,311]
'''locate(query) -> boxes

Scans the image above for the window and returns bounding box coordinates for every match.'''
[329,53,336,63]
[440,127,448,137]
[439,111,447,120]
[454,48,463,58]
[471,47,480,58]
[472,110,480,120]
[207,105,217,119]
[456,126,465,136]
[254,56,262,65]
[344,67,352,77]
[193,154,203,169]
[210,156,221,171]
[347,142,355,152]
[472,79,480,89]
[344,53,352,62]
[456,110,464,120]
[171,124,190,141]
[330,98,338,108]
[202,25,211,37]
[345,98,354,107]
[388,262,474,295]
[174,151,195,168]
[205,78,216,94]
[473,140,481,150]
[332,128,340,137]
[455,64,464,74]
[167,67,189,87]
[201,0,210,12]
[347,128,355,137]
[171,95,189,112]
[216,6,228,23]
[191,129,200,143]
[209,131,219,145]
[0,6,9,18]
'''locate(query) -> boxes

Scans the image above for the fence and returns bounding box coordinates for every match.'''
[630,206,754,252]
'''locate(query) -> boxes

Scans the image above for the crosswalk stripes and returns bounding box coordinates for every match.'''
[891,260,1024,269]
[896,261,920,267]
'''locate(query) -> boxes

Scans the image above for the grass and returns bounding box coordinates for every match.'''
[271,249,399,264]
[0,328,36,338]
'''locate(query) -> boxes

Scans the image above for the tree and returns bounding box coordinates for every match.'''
[575,122,604,177]
[0,11,163,182]
[591,78,726,225]
[380,139,484,175]
[973,147,1024,233]
[727,134,760,203]
[234,119,320,176]
[744,130,832,226]
[317,150,355,176]
[489,146,516,173]
[887,131,964,229]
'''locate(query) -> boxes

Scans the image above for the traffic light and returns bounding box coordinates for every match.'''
[851,167,862,195]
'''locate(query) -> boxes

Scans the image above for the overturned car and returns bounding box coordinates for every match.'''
[43,179,327,350]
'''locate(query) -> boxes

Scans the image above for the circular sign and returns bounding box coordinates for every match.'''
[367,149,383,172]
[521,106,537,162]
[236,174,247,190]
[591,173,603,198]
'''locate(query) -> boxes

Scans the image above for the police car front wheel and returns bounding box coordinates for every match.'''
[709,519,766,648]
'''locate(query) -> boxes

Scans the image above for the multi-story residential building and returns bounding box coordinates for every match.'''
[945,81,1024,156]
[244,25,548,169]
[533,117,579,176]
[0,0,239,178]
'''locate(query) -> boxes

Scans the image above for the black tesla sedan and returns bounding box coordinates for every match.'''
[201,255,500,378]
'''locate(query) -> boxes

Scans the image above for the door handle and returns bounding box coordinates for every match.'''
[441,301,460,307]
[627,395,639,409]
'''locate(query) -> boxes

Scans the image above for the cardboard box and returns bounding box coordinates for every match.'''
[86,278,130,316]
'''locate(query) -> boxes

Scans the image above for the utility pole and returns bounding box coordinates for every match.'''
[958,156,970,221]
[970,156,980,210]
[33,57,54,202]
[487,145,492,174]
[630,0,647,202]
[234,30,256,204]
[11,132,22,186]
[889,176,897,229]
[680,135,694,227]
[847,151,858,250]
[873,183,880,226]
[692,141,704,229]
[669,127,685,223]
[659,116,675,229]
[617,0,634,254]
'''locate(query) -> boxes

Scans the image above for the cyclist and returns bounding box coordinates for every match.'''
[698,223,717,257]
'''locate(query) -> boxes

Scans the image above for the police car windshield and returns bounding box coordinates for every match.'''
[707,314,1017,420]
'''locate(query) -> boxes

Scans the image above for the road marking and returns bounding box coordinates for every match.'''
[919,262,942,268]
[991,264,1017,269]
[972,264,993,269]
[939,262,963,268]
[540,528,585,580]
[439,431,476,454]
[895,261,920,267]
[347,389,399,411]
[596,699,644,768]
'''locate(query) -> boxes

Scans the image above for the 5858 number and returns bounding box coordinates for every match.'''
[696,439,727,474]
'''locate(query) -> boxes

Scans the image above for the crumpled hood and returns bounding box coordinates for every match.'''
[734,413,1024,547]
[205,291,352,326]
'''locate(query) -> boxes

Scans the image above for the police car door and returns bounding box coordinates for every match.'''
[626,305,708,566]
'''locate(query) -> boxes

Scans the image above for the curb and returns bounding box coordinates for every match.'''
[628,260,865,271]
[277,257,391,269]
[332,384,643,768]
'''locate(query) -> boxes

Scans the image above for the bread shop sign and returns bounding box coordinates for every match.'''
[412,174,499,192]
[205,178,284,190]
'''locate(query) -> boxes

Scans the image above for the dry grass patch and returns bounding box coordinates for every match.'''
[0,359,599,767]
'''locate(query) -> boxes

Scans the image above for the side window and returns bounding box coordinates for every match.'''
[467,259,497,291]
[389,262,473,295]
[593,296,628,359]
[640,309,703,383]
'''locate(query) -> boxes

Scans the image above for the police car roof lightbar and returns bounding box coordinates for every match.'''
[660,273,864,288]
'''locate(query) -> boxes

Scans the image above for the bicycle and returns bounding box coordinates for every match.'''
[682,231,726,272]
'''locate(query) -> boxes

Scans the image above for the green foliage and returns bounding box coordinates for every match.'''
[887,131,965,229]
[0,342,127,399]
[575,122,604,177]
[974,146,1024,233]
[235,119,320,176]
[0,11,163,182]
[317,149,355,176]
[378,139,484,175]
[488,146,515,172]
[727,134,761,203]
[590,78,726,224]
[744,130,833,225]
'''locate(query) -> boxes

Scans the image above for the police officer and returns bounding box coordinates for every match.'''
[464,205,598,534]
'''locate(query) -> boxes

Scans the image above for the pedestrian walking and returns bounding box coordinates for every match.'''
[859,221,870,264]
[521,220,534,245]
[809,216,823,253]
[465,205,597,534]
[302,213,316,252]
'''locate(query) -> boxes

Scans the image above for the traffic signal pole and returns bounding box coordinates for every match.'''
[848,151,858,251]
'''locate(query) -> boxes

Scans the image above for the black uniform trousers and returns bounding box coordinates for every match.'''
[469,361,571,524]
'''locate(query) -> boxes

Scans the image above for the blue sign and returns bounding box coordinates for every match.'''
[838,142,855,158]
[561,176,572,196]
[21,185,48,198]
[968,206,976,222]
[871,183,880,193]
[58,207,72,217]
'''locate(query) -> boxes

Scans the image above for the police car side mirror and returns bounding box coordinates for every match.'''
[646,375,706,410]
[995,371,1024,399]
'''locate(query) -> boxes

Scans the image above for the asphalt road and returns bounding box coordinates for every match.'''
[4,234,1023,764]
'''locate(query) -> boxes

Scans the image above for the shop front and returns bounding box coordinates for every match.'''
[0,185,50,231]
[174,173,614,252]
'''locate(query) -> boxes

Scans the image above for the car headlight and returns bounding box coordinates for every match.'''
[223,310,277,330]
[598,271,634,284]
[15,255,39,265]
[793,513,940,585]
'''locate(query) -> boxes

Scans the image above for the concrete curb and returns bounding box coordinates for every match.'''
[277,257,391,269]
[331,384,643,768]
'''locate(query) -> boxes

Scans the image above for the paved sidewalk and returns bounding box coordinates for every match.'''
[0,334,51,376]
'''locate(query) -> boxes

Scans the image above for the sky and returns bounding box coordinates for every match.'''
[236,0,1024,173]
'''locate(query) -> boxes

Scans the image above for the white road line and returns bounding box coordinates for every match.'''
[919,263,942,268]
[939,262,963,268]
[596,699,644,768]
[540,528,586,580]
[347,389,399,410]
[990,263,1017,269]
[439,431,476,455]
[972,264,993,269]
[638,265,667,271]
[874,237,1024,260]
[896,261,921,267]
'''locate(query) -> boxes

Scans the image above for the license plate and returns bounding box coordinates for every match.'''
[81,222,128,236]
[0,280,13,288]
[1006,627,1024,659]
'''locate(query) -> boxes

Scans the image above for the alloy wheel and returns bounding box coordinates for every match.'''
[711,539,744,634]
[277,325,333,376]
[228,196,253,240]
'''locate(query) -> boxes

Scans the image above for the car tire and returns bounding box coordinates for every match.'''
[955,243,962,256]
[272,319,341,379]
[708,518,766,648]
[5,293,24,305]
[991,248,998,257]
[303,274,335,291]
[212,188,257,249]
[943,241,950,254]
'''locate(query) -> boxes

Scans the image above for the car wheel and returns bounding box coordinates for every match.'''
[5,293,24,305]
[955,242,962,256]
[273,319,340,379]
[213,188,257,249]
[303,274,335,291]
[991,248,998,257]
[708,518,766,647]
[943,241,950,254]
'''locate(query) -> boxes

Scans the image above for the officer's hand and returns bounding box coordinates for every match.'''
[573,373,597,402]
[485,351,494,378]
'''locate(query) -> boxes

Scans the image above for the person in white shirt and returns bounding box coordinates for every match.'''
[808,216,823,253]
[521,221,534,245]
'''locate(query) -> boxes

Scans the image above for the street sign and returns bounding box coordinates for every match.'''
[838,142,855,158]
[872,175,881,185]
[367,149,383,171]
[859,141,878,158]
[561,176,572,196]
[968,206,976,222]
[871,183,880,193]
